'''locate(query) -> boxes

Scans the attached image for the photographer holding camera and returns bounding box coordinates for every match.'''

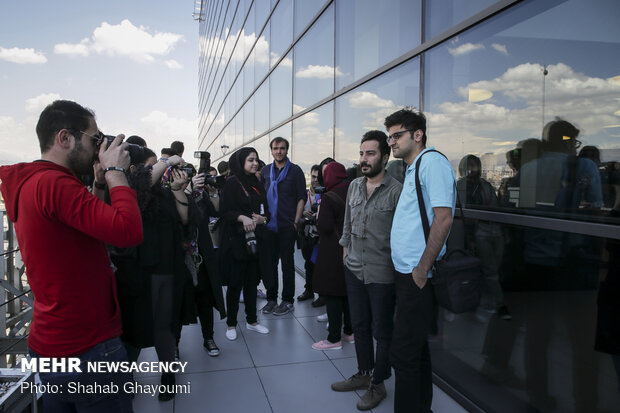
[0,100,143,412]
[297,164,321,303]
[219,148,272,340]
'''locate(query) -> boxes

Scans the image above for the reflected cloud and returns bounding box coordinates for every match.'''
[348,91,395,109]
[468,88,493,102]
[491,43,508,55]
[296,65,345,79]
[448,42,485,56]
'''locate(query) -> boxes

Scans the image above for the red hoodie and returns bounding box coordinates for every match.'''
[0,161,143,357]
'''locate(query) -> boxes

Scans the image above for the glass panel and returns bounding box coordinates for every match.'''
[424,0,620,225]
[293,4,334,114]
[335,0,421,90]
[254,78,269,136]
[255,0,271,31]
[253,135,271,166]
[335,58,420,169]
[292,102,334,175]
[270,0,293,68]
[425,0,498,40]
[269,51,293,126]
[244,95,255,142]
[294,0,327,38]
[433,218,620,413]
[255,21,270,86]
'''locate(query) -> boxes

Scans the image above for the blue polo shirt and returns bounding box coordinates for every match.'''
[261,160,307,229]
[391,147,456,275]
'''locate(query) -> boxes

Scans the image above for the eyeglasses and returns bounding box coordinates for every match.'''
[78,131,114,147]
[386,129,415,143]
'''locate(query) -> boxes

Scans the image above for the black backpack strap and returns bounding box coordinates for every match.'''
[415,149,462,244]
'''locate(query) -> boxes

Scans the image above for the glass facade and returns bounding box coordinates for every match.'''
[198,1,620,411]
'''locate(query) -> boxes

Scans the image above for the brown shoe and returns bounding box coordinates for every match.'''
[356,382,386,410]
[331,372,371,392]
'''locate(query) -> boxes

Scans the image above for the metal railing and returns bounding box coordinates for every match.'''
[1,210,32,367]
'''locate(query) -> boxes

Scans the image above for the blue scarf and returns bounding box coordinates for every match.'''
[266,159,291,231]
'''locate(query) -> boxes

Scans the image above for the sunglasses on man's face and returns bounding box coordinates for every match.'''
[78,131,116,148]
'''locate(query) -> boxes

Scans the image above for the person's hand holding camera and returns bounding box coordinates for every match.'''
[170,169,189,192]
[98,134,130,189]
[251,213,267,225]
[192,173,206,189]
[239,215,256,232]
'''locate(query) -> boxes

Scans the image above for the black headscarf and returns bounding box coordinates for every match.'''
[229,147,262,192]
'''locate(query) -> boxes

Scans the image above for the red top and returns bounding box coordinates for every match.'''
[0,161,143,357]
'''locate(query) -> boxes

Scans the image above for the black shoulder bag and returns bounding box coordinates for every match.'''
[415,150,482,314]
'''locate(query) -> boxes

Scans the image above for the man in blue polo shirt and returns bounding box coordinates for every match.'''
[385,108,456,413]
[261,137,307,316]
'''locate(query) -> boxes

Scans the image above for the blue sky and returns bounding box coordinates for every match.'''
[0,0,199,164]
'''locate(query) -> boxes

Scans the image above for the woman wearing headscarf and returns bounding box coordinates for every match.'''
[312,161,353,350]
[219,148,272,340]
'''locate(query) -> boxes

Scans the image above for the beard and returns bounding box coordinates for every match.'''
[361,161,383,178]
[67,138,95,176]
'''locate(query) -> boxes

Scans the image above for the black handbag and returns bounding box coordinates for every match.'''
[415,150,482,314]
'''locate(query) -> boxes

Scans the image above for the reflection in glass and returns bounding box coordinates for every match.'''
[294,0,328,38]
[336,0,421,90]
[292,102,334,175]
[255,22,270,87]
[269,0,293,68]
[254,78,269,137]
[293,4,334,114]
[253,135,271,166]
[424,0,620,224]
[269,52,293,127]
[335,58,420,168]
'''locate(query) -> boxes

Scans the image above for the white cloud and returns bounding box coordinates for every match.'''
[25,93,61,114]
[0,47,47,64]
[54,20,184,64]
[139,110,198,154]
[0,116,40,164]
[164,59,182,69]
[491,43,508,55]
[296,65,345,79]
[448,42,485,56]
[348,91,394,109]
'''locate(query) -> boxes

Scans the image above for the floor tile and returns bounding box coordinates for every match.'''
[239,317,327,367]
[131,374,174,413]
[175,368,271,413]
[257,360,361,413]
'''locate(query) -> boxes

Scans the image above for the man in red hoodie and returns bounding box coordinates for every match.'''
[0,100,143,412]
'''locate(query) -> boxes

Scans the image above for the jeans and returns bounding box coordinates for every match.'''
[345,267,395,383]
[29,337,133,413]
[326,296,352,343]
[265,226,296,303]
[390,272,434,413]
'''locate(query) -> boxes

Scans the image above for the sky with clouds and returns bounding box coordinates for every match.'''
[0,0,199,165]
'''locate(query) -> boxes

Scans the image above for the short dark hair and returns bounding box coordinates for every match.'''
[384,107,427,146]
[36,100,95,153]
[217,160,229,174]
[126,135,147,147]
[269,136,289,150]
[207,166,218,174]
[310,164,320,174]
[170,141,184,155]
[361,130,390,159]
[161,147,178,157]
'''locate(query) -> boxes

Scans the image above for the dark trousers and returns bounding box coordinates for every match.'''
[326,295,353,343]
[345,267,395,383]
[301,241,315,291]
[29,337,133,413]
[390,272,434,413]
[265,226,296,303]
[195,266,215,340]
[226,260,258,327]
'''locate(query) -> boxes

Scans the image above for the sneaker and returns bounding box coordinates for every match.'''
[273,301,294,316]
[357,382,387,410]
[257,289,267,299]
[311,296,326,307]
[331,372,371,392]
[312,340,342,350]
[239,291,244,303]
[317,313,328,322]
[246,323,269,334]
[225,327,237,341]
[262,300,277,314]
[341,332,355,343]
[297,289,314,301]
[204,339,220,357]
[498,305,512,320]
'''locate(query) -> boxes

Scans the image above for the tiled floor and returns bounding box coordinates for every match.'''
[133,273,468,413]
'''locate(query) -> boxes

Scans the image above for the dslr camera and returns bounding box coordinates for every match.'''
[195,151,226,188]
